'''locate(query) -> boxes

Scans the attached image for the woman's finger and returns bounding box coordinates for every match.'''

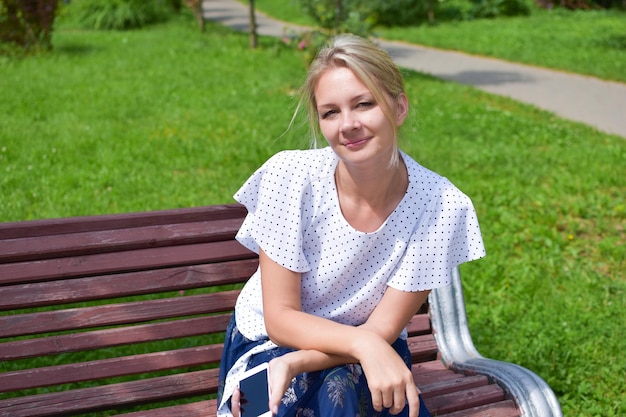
[371,389,384,412]
[406,385,420,417]
[382,388,396,409]
[388,388,406,415]
[231,387,241,417]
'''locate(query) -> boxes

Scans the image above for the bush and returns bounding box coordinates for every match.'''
[366,0,438,26]
[68,0,172,30]
[536,0,625,9]
[0,0,60,53]
[469,0,532,18]
[299,0,375,35]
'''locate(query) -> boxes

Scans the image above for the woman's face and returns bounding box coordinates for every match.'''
[314,66,407,168]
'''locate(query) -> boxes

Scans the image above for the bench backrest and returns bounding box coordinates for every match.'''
[0,204,259,416]
[0,204,516,417]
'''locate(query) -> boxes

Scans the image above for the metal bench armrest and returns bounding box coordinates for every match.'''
[429,267,563,417]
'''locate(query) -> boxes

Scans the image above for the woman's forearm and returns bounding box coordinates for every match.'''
[282,349,356,375]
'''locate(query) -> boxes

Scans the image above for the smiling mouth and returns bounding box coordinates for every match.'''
[344,138,369,148]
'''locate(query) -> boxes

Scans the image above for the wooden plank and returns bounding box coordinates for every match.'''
[0,204,247,239]
[0,314,230,360]
[407,334,439,363]
[0,291,239,338]
[0,259,257,310]
[405,313,431,336]
[423,384,506,415]
[439,400,519,417]
[0,369,218,417]
[419,375,490,398]
[0,240,256,285]
[414,369,462,387]
[117,401,217,417]
[0,218,245,263]
[117,382,515,417]
[412,359,447,374]
[0,346,222,392]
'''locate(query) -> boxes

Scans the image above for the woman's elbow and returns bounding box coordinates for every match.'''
[264,313,290,347]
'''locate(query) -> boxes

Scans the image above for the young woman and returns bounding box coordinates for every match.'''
[217,34,485,417]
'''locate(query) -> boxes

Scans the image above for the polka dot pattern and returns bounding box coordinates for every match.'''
[234,147,485,341]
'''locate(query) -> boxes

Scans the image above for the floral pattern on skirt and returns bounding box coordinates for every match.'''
[218,316,432,417]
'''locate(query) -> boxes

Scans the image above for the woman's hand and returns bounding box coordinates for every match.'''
[229,358,293,417]
[354,332,420,417]
[230,387,242,417]
[267,355,299,415]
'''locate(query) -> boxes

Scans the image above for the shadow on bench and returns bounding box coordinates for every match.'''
[0,204,561,416]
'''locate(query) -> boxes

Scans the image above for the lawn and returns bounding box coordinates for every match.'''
[1,11,625,417]
[251,0,626,83]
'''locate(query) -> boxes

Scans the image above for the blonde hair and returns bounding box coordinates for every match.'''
[292,34,406,167]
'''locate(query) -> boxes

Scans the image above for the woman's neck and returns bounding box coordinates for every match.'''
[335,154,408,232]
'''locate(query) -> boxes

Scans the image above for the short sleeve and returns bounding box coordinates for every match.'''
[388,180,485,291]
[234,151,312,272]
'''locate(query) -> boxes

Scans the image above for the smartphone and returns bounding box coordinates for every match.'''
[238,363,272,417]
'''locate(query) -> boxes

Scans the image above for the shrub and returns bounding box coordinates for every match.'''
[68,0,172,30]
[299,0,375,35]
[536,0,625,9]
[469,0,532,17]
[366,0,439,26]
[0,0,60,53]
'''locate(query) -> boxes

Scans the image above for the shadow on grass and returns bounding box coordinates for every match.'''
[599,34,626,50]
[55,43,99,56]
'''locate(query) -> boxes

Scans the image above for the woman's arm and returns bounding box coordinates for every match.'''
[360,286,430,343]
[260,248,371,354]
[260,248,428,417]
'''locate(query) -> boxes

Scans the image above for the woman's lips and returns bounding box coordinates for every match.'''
[344,138,369,148]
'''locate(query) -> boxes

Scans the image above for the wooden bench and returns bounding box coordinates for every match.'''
[0,204,561,417]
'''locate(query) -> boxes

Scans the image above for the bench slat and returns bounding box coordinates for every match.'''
[0,346,221,392]
[0,204,247,239]
[0,291,239,338]
[413,368,463,386]
[407,334,439,362]
[405,313,431,336]
[439,400,519,417]
[424,384,506,415]
[117,401,217,417]
[419,375,490,398]
[0,314,231,360]
[0,369,217,417]
[120,398,519,417]
[411,359,447,374]
[0,240,255,285]
[0,218,244,263]
[0,259,257,310]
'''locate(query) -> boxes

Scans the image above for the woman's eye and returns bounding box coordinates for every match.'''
[321,110,337,119]
[358,101,374,109]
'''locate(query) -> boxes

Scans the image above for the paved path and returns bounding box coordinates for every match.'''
[203,0,626,138]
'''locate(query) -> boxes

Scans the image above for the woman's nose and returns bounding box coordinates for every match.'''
[340,111,360,132]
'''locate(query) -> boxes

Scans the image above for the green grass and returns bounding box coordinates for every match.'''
[251,0,626,82]
[0,18,309,220]
[1,13,625,417]
[251,0,317,27]
[377,9,626,83]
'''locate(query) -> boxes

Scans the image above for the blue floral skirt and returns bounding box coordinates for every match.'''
[218,316,432,417]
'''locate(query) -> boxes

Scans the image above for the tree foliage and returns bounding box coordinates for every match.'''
[0,0,60,52]
[67,0,172,31]
[299,0,374,35]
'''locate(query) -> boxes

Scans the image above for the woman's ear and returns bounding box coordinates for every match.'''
[395,93,409,126]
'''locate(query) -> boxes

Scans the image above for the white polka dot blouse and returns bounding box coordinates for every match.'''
[233,147,485,341]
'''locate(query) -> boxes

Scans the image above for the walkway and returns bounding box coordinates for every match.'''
[203,0,626,138]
